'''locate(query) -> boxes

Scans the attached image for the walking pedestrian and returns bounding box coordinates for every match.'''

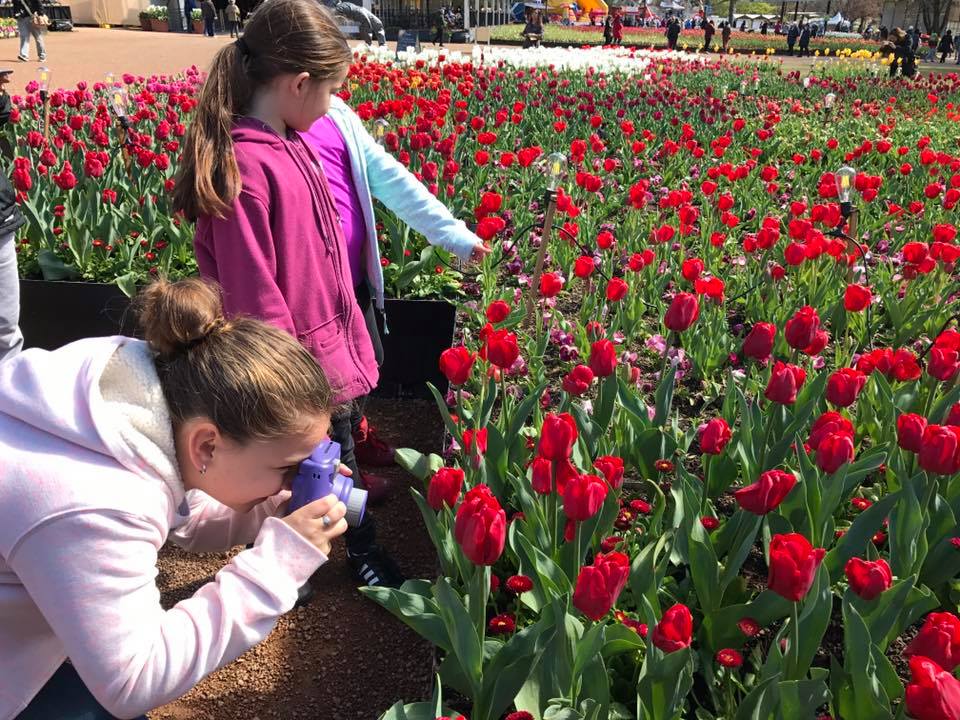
[786,21,798,55]
[798,22,811,56]
[12,0,46,63]
[703,18,715,49]
[201,0,217,36]
[225,0,240,36]
[937,30,952,63]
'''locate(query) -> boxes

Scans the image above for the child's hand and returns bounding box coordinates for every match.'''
[282,494,347,556]
[470,242,493,263]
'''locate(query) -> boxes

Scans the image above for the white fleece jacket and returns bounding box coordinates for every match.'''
[0,337,327,720]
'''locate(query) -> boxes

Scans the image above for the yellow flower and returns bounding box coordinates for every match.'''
[814,50,820,56]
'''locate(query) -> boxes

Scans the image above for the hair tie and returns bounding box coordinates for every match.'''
[184,318,225,351]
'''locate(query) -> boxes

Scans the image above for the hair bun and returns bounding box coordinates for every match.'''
[135,278,226,357]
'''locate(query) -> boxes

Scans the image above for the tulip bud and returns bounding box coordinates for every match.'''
[538,413,578,462]
[767,533,825,601]
[734,469,797,515]
[785,305,820,351]
[454,485,506,566]
[843,283,872,312]
[588,339,618,377]
[918,424,960,475]
[816,432,856,474]
[651,604,693,653]
[699,417,732,455]
[664,292,700,332]
[826,368,867,407]
[572,552,630,621]
[764,361,806,405]
[563,473,608,521]
[897,413,928,453]
[427,467,465,510]
[844,557,892,601]
[742,322,776,361]
[439,346,477,386]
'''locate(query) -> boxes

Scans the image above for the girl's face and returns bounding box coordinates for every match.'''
[280,66,349,132]
[176,413,331,513]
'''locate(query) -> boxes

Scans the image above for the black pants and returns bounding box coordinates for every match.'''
[334,282,383,554]
[16,663,147,720]
[227,19,238,36]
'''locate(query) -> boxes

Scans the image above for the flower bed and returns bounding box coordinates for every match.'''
[5,45,960,719]
[489,23,884,56]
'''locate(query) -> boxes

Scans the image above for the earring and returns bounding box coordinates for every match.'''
[200,464,207,475]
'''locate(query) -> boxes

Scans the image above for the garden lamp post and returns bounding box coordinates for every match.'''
[373,118,390,146]
[109,85,133,178]
[835,164,857,223]
[38,66,51,141]
[831,164,872,345]
[824,92,836,113]
[526,152,566,317]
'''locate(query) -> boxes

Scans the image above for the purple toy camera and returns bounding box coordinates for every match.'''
[288,440,366,526]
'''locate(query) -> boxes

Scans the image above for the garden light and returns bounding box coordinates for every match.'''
[546,152,567,192]
[825,93,836,109]
[803,77,811,89]
[37,66,51,95]
[110,87,129,120]
[373,118,389,145]
[835,165,857,208]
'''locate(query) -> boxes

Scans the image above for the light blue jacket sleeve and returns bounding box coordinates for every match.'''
[349,112,480,262]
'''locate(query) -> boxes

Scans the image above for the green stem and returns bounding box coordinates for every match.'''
[789,600,801,680]
[757,408,777,474]
[700,454,712,513]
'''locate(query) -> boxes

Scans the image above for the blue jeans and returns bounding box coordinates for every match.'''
[17,16,46,61]
[0,231,22,363]
[204,17,215,35]
[16,663,147,720]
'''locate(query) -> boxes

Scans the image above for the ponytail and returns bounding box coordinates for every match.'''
[171,0,352,221]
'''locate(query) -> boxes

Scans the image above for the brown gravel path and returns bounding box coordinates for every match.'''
[150,398,441,720]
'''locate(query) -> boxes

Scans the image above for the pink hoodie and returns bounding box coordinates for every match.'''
[193,118,379,404]
[0,337,327,719]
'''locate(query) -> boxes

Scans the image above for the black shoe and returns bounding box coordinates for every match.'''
[294,580,316,607]
[347,545,405,589]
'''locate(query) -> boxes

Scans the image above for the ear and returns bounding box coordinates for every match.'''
[291,71,313,96]
[182,418,220,473]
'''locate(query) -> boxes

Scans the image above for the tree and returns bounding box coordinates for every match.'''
[839,0,881,24]
[918,0,954,31]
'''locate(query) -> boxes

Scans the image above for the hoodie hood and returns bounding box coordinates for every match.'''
[232,116,299,148]
[0,336,185,514]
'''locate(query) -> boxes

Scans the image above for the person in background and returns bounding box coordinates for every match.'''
[720,20,731,50]
[0,277,350,720]
[786,20,798,54]
[225,0,240,37]
[0,70,26,364]
[611,9,623,44]
[433,6,445,46]
[924,32,938,61]
[703,18,715,49]
[202,0,217,36]
[12,0,46,62]
[603,13,613,44]
[954,30,960,63]
[665,16,680,49]
[798,21,811,55]
[937,29,952,62]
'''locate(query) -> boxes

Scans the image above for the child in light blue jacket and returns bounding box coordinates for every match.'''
[300,94,488,590]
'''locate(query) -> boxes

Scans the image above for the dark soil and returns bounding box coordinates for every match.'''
[149,398,441,720]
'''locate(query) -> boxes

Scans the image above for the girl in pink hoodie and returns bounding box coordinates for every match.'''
[172,0,417,592]
[0,278,347,719]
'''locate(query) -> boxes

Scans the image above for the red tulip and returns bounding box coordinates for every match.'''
[826,368,867,407]
[531,457,553,495]
[734,469,797,515]
[803,329,830,357]
[897,413,928,453]
[427,467,465,510]
[454,484,506,566]
[947,404,960,427]
[539,272,563,298]
[904,656,960,720]
[929,347,960,383]
[563,473,609,521]
[905,612,960,671]
[538,412,578,461]
[767,533,826,601]
[844,557,892,601]
[594,455,625,489]
[439,346,477,386]
[651,604,693,653]
[485,328,519,369]
[699,418,732,455]
[572,551,630,621]
[664,293,700,332]
[561,364,594,396]
[743,322,776,361]
[589,339,618,377]
[606,277,629,302]
[462,428,488,458]
[844,283,872,312]
[918,425,960,475]
[574,256,595,279]
[485,300,511,324]
[765,361,806,405]
[808,411,854,450]
[816,432,856,474]
[785,306,820,350]
[681,257,704,282]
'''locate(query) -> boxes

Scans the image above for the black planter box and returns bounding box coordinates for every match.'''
[373,298,455,399]
[19,280,138,350]
[18,279,455,399]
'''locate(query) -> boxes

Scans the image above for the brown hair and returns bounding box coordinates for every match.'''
[172,0,352,221]
[135,277,334,441]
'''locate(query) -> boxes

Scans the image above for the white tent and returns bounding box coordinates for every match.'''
[828,11,844,24]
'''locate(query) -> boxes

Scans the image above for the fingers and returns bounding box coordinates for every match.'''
[300,494,342,519]
[337,463,353,477]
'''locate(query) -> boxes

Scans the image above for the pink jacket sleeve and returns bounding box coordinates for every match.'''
[169,490,290,553]
[8,511,325,718]
[201,190,297,337]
